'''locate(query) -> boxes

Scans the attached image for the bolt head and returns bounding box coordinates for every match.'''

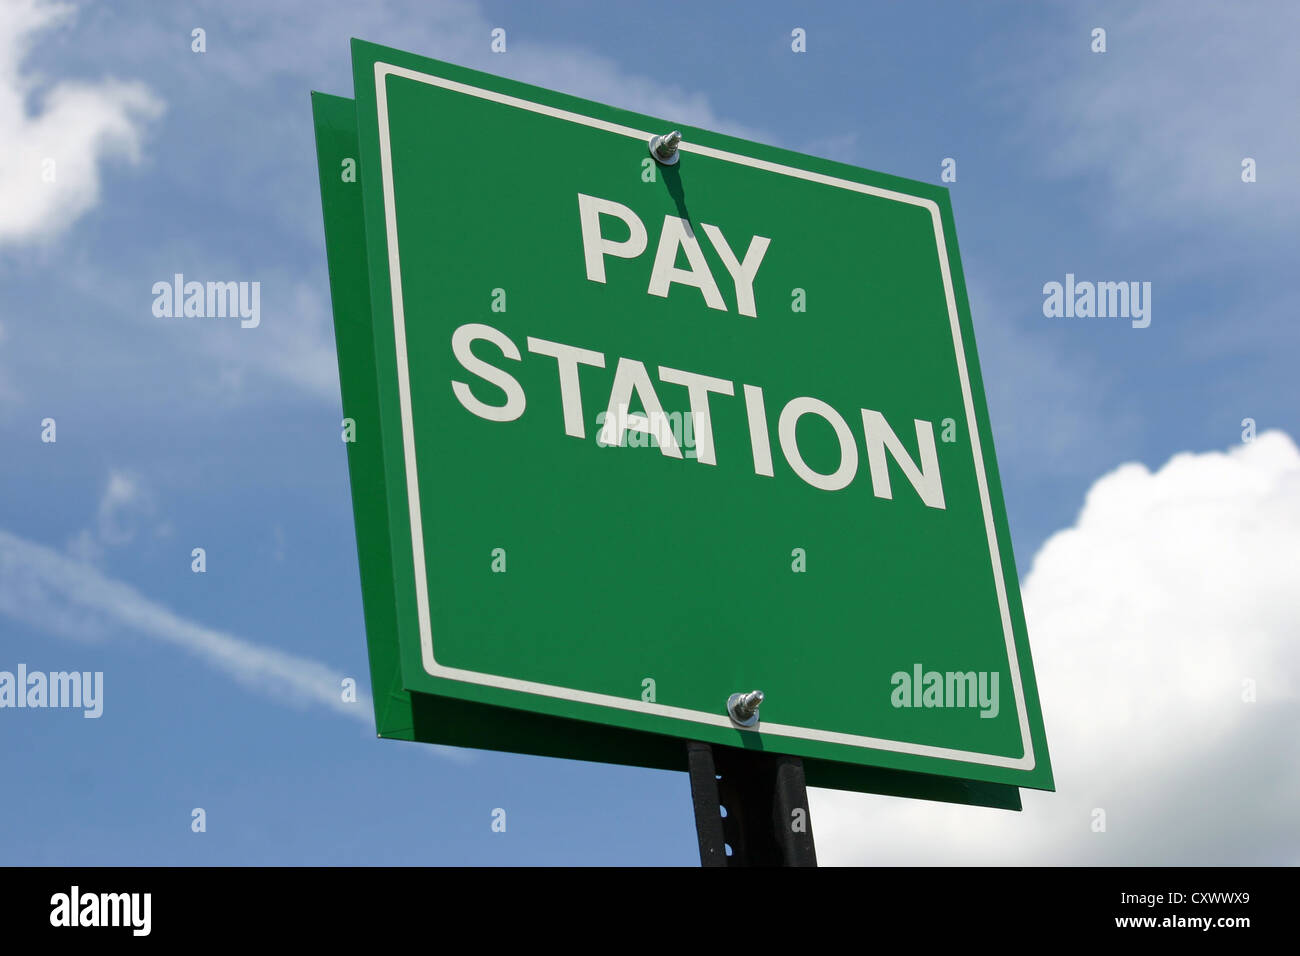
[727,690,764,728]
[649,131,681,165]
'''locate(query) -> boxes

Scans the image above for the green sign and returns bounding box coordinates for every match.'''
[316,39,1053,797]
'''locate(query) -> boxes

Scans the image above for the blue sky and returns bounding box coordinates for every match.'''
[1,0,1296,865]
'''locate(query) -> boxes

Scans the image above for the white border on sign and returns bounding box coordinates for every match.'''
[373,61,1036,771]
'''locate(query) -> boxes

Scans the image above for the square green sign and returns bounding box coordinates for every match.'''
[331,39,1053,793]
[314,91,1020,809]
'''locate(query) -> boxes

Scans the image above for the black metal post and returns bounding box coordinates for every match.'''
[686,740,817,866]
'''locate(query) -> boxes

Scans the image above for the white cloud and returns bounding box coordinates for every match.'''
[812,430,1300,864]
[0,0,163,244]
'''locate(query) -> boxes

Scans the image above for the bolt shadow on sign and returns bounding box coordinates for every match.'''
[314,39,1053,798]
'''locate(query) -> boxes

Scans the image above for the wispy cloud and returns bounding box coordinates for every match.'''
[0,525,367,721]
[66,469,157,562]
[1,520,473,762]
[1001,1,1299,237]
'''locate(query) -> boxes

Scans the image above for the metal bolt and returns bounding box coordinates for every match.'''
[727,689,764,727]
[649,130,682,165]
